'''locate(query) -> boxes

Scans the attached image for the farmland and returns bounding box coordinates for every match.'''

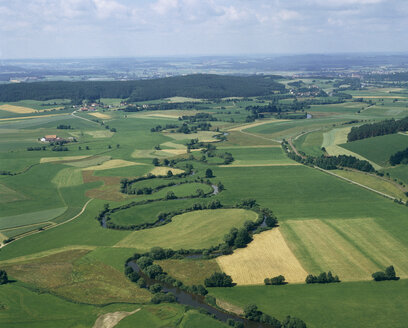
[0,74,407,328]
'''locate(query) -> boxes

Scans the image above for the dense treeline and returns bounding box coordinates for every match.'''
[305,272,340,284]
[372,265,399,281]
[0,74,285,102]
[389,147,408,165]
[347,117,408,142]
[282,141,375,172]
[244,304,307,328]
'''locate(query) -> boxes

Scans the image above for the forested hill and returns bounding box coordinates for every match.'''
[0,74,285,102]
[347,116,408,142]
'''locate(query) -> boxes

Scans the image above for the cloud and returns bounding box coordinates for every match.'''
[0,0,407,58]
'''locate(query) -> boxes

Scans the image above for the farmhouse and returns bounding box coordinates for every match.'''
[42,135,58,142]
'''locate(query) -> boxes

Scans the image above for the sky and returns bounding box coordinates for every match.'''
[0,0,407,59]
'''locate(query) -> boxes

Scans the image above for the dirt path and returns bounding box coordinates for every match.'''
[315,167,402,202]
[71,110,100,124]
[93,309,140,328]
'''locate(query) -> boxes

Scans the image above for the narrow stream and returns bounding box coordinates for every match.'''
[127,262,271,328]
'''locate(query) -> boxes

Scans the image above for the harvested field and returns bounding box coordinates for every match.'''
[83,159,146,171]
[2,249,151,305]
[0,104,37,114]
[282,218,408,281]
[88,112,111,119]
[116,209,258,250]
[217,228,307,285]
[52,168,83,187]
[40,155,90,163]
[149,167,185,176]
[93,309,140,328]
[0,113,66,121]
[157,259,221,285]
[322,127,381,170]
[228,119,289,132]
[161,141,187,149]
[65,156,111,168]
[0,183,26,203]
[163,131,221,142]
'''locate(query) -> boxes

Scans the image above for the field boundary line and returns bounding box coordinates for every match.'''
[0,198,94,249]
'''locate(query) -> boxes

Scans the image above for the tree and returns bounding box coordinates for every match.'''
[86,146,90,150]
[144,264,163,278]
[152,158,160,166]
[166,191,177,199]
[282,316,307,328]
[205,168,213,178]
[167,170,173,177]
[244,304,262,321]
[0,270,8,285]
[234,228,252,248]
[204,272,234,287]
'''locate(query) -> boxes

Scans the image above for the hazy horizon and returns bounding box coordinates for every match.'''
[1,0,407,60]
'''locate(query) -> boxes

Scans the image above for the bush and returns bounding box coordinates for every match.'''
[151,292,176,304]
[0,270,8,285]
[282,316,307,328]
[204,272,234,287]
[136,256,153,269]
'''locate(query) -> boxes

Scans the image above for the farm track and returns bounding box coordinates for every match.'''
[287,132,406,204]
[0,198,94,249]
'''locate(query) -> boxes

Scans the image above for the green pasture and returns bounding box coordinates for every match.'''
[115,209,258,251]
[210,280,408,328]
[110,194,212,227]
[340,133,408,166]
[294,130,325,156]
[0,283,100,328]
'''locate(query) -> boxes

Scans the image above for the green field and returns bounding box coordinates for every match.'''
[340,134,408,166]
[210,280,408,328]
[1,81,408,327]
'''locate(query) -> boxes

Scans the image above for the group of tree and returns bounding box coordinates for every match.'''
[372,265,399,281]
[0,74,286,102]
[264,275,286,285]
[244,304,307,328]
[27,146,46,151]
[204,272,234,287]
[305,271,340,284]
[282,141,375,172]
[180,112,218,122]
[389,147,408,165]
[57,124,72,129]
[347,117,408,142]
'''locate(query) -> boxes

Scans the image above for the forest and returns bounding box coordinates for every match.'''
[0,74,286,102]
[347,117,408,142]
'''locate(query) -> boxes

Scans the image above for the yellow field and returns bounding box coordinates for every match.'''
[149,167,185,176]
[165,97,203,103]
[88,112,111,119]
[0,104,37,114]
[0,113,66,122]
[228,119,289,132]
[282,218,408,281]
[163,131,221,142]
[83,159,146,171]
[52,168,83,187]
[40,155,90,163]
[216,228,307,285]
